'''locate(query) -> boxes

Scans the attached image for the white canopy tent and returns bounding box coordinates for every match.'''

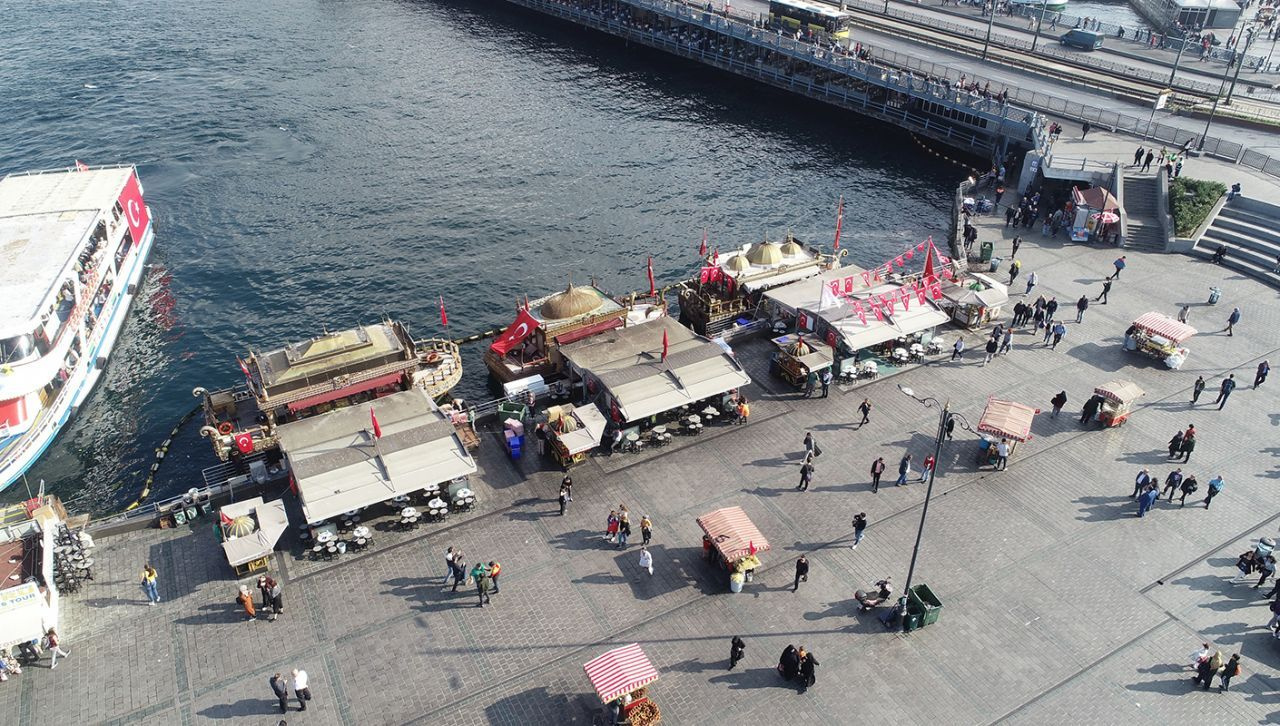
[277,388,477,524]
[0,581,49,650]
[218,497,290,568]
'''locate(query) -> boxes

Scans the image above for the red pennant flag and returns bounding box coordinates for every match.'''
[699,266,712,284]
[872,306,884,321]
[74,160,89,172]
[370,407,382,439]
[905,249,914,261]
[873,268,882,282]
[748,540,758,556]
[699,229,708,257]
[861,270,871,286]
[725,275,736,295]
[439,295,448,327]
[661,329,669,362]
[857,309,867,324]
[220,510,234,525]
[917,241,926,252]
[647,256,656,296]
[915,283,928,304]
[843,276,854,293]
[929,282,944,299]
[894,255,904,268]
[712,248,719,266]
[883,296,896,315]
[833,195,844,250]
[237,357,252,381]
[922,245,936,281]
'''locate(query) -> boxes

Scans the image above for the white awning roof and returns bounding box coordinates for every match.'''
[277,388,477,524]
[561,317,751,423]
[548,403,610,455]
[762,265,867,314]
[740,264,824,294]
[0,582,49,650]
[219,498,290,567]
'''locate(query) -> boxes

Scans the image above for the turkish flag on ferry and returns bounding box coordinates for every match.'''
[661,329,669,363]
[489,308,541,356]
[118,171,151,245]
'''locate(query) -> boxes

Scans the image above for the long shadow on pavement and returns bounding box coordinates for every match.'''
[196,698,276,720]
[1074,494,1137,522]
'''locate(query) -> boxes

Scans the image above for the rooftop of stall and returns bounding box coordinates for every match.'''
[794,284,949,353]
[560,317,751,424]
[276,387,477,524]
[761,265,866,317]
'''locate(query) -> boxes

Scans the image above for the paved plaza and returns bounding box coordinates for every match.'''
[5,214,1280,724]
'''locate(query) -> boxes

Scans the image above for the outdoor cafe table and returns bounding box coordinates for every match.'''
[312,523,339,544]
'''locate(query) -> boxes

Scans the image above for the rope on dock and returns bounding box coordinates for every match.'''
[123,403,202,511]
[909,133,983,177]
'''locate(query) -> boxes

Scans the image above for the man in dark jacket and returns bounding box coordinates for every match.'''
[270,673,289,713]
[798,649,819,692]
[1075,295,1089,322]
[793,556,809,592]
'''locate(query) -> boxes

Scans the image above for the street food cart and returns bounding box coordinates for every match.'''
[768,333,833,388]
[217,497,289,575]
[583,643,662,725]
[1069,186,1122,243]
[976,398,1037,468]
[1125,312,1196,369]
[1093,380,1144,428]
[546,403,609,467]
[939,276,1009,329]
[697,506,770,592]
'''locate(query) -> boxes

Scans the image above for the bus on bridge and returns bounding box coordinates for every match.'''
[768,0,852,40]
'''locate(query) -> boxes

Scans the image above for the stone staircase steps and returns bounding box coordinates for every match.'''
[1121,174,1166,252]
[1193,199,1280,288]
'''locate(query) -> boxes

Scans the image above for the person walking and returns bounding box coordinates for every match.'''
[1204,475,1224,508]
[1225,307,1240,336]
[1177,304,1190,323]
[140,563,160,605]
[793,555,809,592]
[1074,295,1088,322]
[534,422,547,457]
[558,486,569,516]
[1215,374,1237,409]
[270,673,290,714]
[797,459,815,491]
[617,516,632,548]
[1200,650,1224,690]
[820,368,832,398]
[1142,149,1155,172]
[1255,556,1277,591]
[919,454,935,482]
[444,546,458,582]
[1095,279,1111,304]
[292,668,312,711]
[896,454,912,486]
[1024,270,1038,297]
[488,560,502,593]
[858,398,872,425]
[1008,258,1021,286]
[803,370,817,398]
[1219,654,1242,692]
[870,457,886,493]
[1081,121,1091,139]
[45,628,69,669]
[257,575,277,617]
[778,645,800,681]
[1044,297,1059,326]
[1133,146,1144,166]
[983,337,998,365]
[999,328,1012,355]
[1180,433,1196,462]
[1011,236,1022,258]
[640,516,653,546]
[1191,376,1206,404]
[803,432,818,459]
[450,552,467,592]
[729,636,746,670]
[851,512,868,549]
[1050,322,1066,349]
[638,547,654,577]
[1107,256,1126,280]
[605,510,620,544]
[1137,484,1159,517]
[1255,360,1270,388]
[1161,469,1183,500]
[474,563,492,607]
[1178,474,1199,506]
[951,337,965,361]
[1050,391,1067,418]
[1132,468,1152,498]
[236,585,257,622]
[798,648,819,693]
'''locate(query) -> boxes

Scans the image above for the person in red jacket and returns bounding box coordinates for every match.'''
[488,561,502,594]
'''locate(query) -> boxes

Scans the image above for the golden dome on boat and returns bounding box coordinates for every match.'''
[724,255,751,272]
[540,284,603,320]
[745,241,783,266]
[780,237,805,257]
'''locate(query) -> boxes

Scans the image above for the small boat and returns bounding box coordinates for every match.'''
[195,319,462,461]
[0,164,157,491]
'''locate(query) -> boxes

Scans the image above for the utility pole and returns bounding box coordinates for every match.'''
[1225,25,1258,105]
[1197,62,1233,150]
[1166,34,1188,87]
[1030,0,1050,52]
[982,0,998,60]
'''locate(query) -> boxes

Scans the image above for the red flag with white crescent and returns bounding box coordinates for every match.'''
[712,248,719,266]
[234,432,254,454]
[490,308,541,356]
[370,407,382,439]
[647,256,656,296]
[748,540,758,556]
[699,229,708,257]
[439,295,448,327]
[237,356,252,381]
[833,195,844,250]
[117,171,150,246]
[661,329,669,362]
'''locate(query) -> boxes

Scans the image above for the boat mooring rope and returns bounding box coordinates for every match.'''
[910,133,983,176]
[124,403,202,511]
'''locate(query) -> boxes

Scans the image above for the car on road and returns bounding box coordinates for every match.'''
[1060,29,1105,51]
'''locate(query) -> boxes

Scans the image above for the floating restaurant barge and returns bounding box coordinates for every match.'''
[195,320,465,462]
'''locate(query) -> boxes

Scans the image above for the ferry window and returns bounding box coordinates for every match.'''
[116,229,135,266]
[1,335,35,363]
[112,202,123,220]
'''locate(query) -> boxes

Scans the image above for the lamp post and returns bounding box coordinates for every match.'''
[1198,44,1236,150]
[981,1,998,60]
[1030,0,1050,53]
[896,384,971,632]
[1166,33,1189,87]
[1225,24,1259,105]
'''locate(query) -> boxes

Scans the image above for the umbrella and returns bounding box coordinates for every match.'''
[226,515,257,537]
[1091,211,1120,224]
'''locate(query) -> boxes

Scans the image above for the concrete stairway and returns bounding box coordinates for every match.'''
[1194,199,1280,287]
[1121,174,1167,252]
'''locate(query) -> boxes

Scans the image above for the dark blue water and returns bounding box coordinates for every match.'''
[0,0,958,512]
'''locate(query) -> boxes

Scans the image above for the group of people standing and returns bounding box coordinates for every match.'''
[235,575,284,622]
[444,546,503,607]
[776,644,819,692]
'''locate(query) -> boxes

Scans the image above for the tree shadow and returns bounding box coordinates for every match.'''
[195,698,277,719]
[1073,495,1136,522]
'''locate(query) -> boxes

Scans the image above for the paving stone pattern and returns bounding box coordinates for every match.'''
[4,227,1280,725]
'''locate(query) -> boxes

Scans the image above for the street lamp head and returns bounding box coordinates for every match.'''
[897,384,914,397]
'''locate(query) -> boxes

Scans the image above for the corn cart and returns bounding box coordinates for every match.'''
[545,403,609,468]
[584,643,662,725]
[1093,380,1144,428]
[1124,312,1196,369]
[697,506,770,593]
[769,333,833,389]
[976,397,1038,468]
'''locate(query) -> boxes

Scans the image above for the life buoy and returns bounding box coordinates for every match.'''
[425,351,442,364]
[217,422,233,435]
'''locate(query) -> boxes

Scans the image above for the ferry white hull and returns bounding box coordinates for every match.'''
[0,223,156,492]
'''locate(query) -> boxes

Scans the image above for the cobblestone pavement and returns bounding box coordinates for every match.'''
[4,229,1280,725]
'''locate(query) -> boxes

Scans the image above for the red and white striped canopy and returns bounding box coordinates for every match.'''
[583,643,659,703]
[978,398,1037,443]
[1132,312,1197,343]
[697,506,771,562]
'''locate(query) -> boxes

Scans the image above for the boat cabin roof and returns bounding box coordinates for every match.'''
[0,167,134,335]
[253,323,411,395]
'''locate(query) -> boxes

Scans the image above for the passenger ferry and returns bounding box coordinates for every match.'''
[0,165,156,492]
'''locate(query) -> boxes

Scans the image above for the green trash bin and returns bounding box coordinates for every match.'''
[908,584,943,627]
[979,240,994,263]
[497,402,528,423]
[902,605,924,633]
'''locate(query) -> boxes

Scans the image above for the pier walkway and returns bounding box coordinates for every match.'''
[8,219,1280,724]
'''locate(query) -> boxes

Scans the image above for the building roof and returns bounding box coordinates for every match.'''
[0,167,134,334]
[276,388,476,524]
[762,265,867,313]
[561,317,751,422]
[253,322,414,402]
